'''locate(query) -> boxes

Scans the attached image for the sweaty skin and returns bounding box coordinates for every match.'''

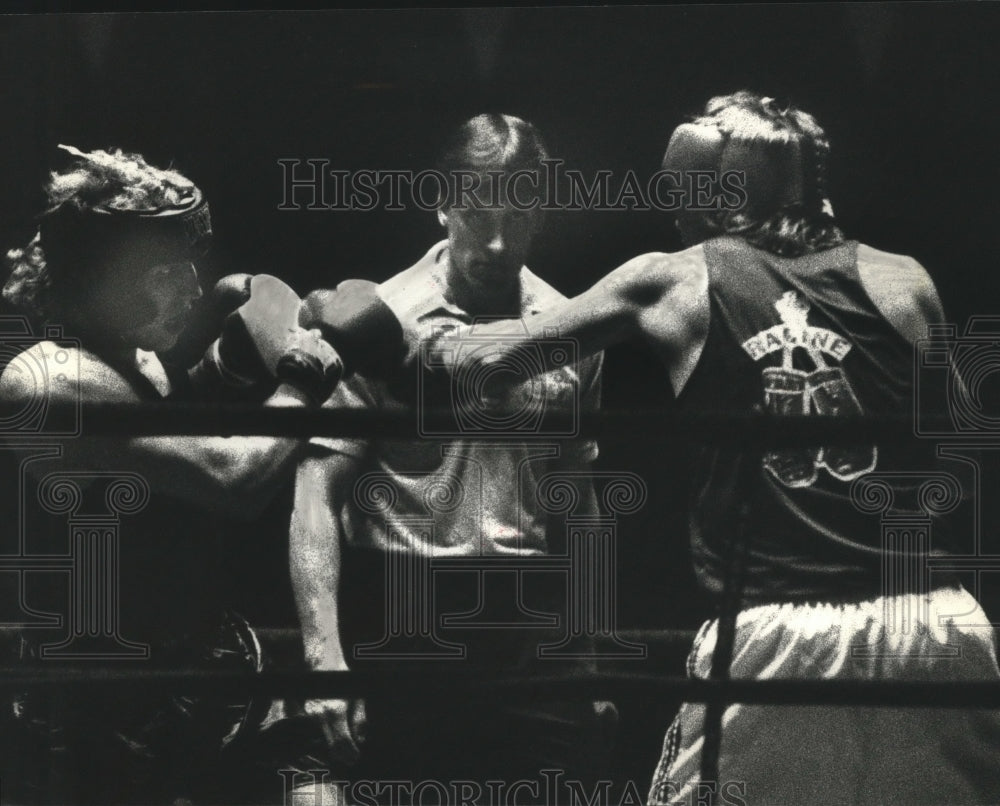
[431,241,943,397]
[0,260,340,519]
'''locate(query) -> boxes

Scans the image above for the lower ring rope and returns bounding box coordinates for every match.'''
[2,668,1000,707]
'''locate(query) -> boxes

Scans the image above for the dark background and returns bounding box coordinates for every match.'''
[2,3,999,628]
[1,6,999,788]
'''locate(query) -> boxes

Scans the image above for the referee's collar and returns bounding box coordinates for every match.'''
[379,240,550,327]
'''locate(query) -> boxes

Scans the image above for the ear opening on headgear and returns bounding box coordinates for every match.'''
[720,134,805,218]
[661,121,808,220]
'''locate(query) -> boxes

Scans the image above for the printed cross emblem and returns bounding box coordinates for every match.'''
[742,291,877,488]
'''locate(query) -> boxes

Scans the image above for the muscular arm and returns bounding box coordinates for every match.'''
[288,448,369,767]
[428,250,708,391]
[288,450,361,671]
[0,344,309,519]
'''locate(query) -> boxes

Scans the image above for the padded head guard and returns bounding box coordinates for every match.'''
[661,95,827,222]
[39,185,212,286]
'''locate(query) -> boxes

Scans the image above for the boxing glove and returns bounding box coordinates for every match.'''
[190,275,343,404]
[807,366,877,481]
[299,279,406,379]
[207,273,254,323]
[165,273,254,368]
[760,366,819,488]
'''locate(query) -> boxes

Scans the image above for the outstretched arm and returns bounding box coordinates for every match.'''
[433,254,652,363]
[427,250,705,384]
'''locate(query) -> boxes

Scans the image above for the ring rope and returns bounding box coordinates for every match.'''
[0,401,960,443]
[1,668,999,708]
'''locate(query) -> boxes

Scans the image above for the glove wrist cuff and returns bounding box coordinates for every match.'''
[190,339,258,393]
[276,348,343,406]
[209,339,257,388]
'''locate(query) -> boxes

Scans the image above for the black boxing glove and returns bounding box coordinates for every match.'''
[276,348,343,407]
[208,273,254,321]
[166,273,254,369]
[190,274,343,400]
[299,279,406,379]
[189,311,269,393]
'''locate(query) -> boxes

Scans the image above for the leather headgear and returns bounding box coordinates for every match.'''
[661,111,820,220]
[39,186,212,285]
[38,186,211,342]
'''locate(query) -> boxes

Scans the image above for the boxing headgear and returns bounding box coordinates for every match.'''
[39,185,212,283]
[38,184,211,341]
[661,114,819,221]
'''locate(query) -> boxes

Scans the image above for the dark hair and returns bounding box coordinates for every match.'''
[3,145,201,322]
[683,91,844,257]
[435,113,550,209]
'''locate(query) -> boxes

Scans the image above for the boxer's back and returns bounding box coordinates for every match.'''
[677,235,950,605]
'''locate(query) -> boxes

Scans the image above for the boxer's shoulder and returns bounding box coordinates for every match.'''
[856,243,945,341]
[607,245,708,306]
[856,243,932,287]
[0,340,140,405]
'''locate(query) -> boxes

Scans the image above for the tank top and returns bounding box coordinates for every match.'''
[678,235,953,605]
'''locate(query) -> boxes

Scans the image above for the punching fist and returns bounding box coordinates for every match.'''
[165,273,254,367]
[299,279,406,379]
[190,274,343,404]
[208,273,254,320]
